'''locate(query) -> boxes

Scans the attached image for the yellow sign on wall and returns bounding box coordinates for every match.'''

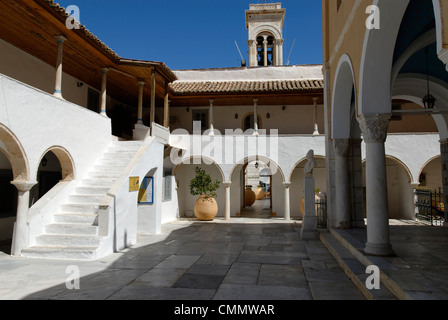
[129,177,140,192]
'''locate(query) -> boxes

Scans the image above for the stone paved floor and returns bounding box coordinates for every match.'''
[0,219,365,300]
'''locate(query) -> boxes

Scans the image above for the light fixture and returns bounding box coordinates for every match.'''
[42,156,48,167]
[255,162,259,169]
[266,113,271,119]
[423,48,436,109]
[235,113,239,119]
[282,106,286,111]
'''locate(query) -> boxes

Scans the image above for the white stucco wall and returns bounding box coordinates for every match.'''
[169,104,325,136]
[0,74,112,182]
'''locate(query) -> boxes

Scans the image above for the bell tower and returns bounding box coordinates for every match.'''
[245,3,286,67]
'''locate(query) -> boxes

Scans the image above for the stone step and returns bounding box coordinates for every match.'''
[22,246,99,261]
[320,231,397,300]
[102,152,136,160]
[54,213,98,225]
[81,178,115,188]
[60,203,99,214]
[108,145,142,153]
[87,171,122,179]
[45,223,99,236]
[75,186,110,195]
[69,194,104,204]
[97,158,130,167]
[92,164,127,173]
[35,234,103,247]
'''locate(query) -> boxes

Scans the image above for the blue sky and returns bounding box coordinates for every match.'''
[57,0,323,70]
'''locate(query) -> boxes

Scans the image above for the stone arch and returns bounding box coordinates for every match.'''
[393,75,448,139]
[230,155,285,184]
[37,146,75,181]
[250,26,282,42]
[385,155,413,183]
[418,155,442,188]
[173,156,225,183]
[0,124,30,182]
[359,0,410,115]
[432,0,448,69]
[289,155,326,183]
[332,54,356,139]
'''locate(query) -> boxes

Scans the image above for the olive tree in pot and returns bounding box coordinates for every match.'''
[190,167,221,221]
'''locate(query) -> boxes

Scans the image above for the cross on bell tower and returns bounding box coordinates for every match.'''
[245,2,286,67]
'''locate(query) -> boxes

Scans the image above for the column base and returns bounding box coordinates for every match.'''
[364,242,395,257]
[133,123,150,141]
[301,229,319,240]
[301,215,318,240]
[334,220,351,229]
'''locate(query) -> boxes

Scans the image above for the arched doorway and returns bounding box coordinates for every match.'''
[419,156,442,190]
[0,149,17,254]
[231,157,285,219]
[290,156,327,220]
[31,147,75,206]
[241,160,272,218]
[362,157,414,220]
[173,158,225,219]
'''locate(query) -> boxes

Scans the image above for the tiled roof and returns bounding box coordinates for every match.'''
[43,0,121,60]
[171,79,324,95]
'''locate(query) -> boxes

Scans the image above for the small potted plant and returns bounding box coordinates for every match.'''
[190,167,221,221]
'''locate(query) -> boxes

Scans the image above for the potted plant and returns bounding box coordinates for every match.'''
[190,167,221,221]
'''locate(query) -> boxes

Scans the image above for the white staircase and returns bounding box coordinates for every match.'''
[22,140,143,260]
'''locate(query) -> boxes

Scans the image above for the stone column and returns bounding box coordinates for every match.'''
[313,97,320,135]
[10,181,37,257]
[137,81,145,125]
[276,39,284,66]
[334,138,351,229]
[349,138,365,228]
[209,99,215,136]
[253,99,259,136]
[150,68,156,128]
[263,36,268,67]
[163,94,170,128]
[100,68,108,116]
[301,150,318,240]
[53,36,67,99]
[440,139,448,226]
[248,40,257,67]
[358,114,395,256]
[224,182,232,220]
[283,182,291,221]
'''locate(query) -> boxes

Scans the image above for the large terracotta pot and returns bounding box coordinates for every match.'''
[245,188,256,207]
[254,187,265,200]
[194,196,218,221]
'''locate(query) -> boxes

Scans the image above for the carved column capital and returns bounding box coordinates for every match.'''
[358,114,391,143]
[11,180,37,192]
[333,139,350,157]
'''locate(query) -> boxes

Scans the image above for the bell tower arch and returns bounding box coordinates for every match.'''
[246,3,286,67]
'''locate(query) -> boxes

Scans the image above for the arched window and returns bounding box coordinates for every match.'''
[257,34,275,67]
[243,113,262,131]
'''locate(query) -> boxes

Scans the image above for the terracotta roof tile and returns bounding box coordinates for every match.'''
[170,79,324,95]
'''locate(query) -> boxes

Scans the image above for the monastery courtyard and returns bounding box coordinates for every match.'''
[0,217,447,301]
